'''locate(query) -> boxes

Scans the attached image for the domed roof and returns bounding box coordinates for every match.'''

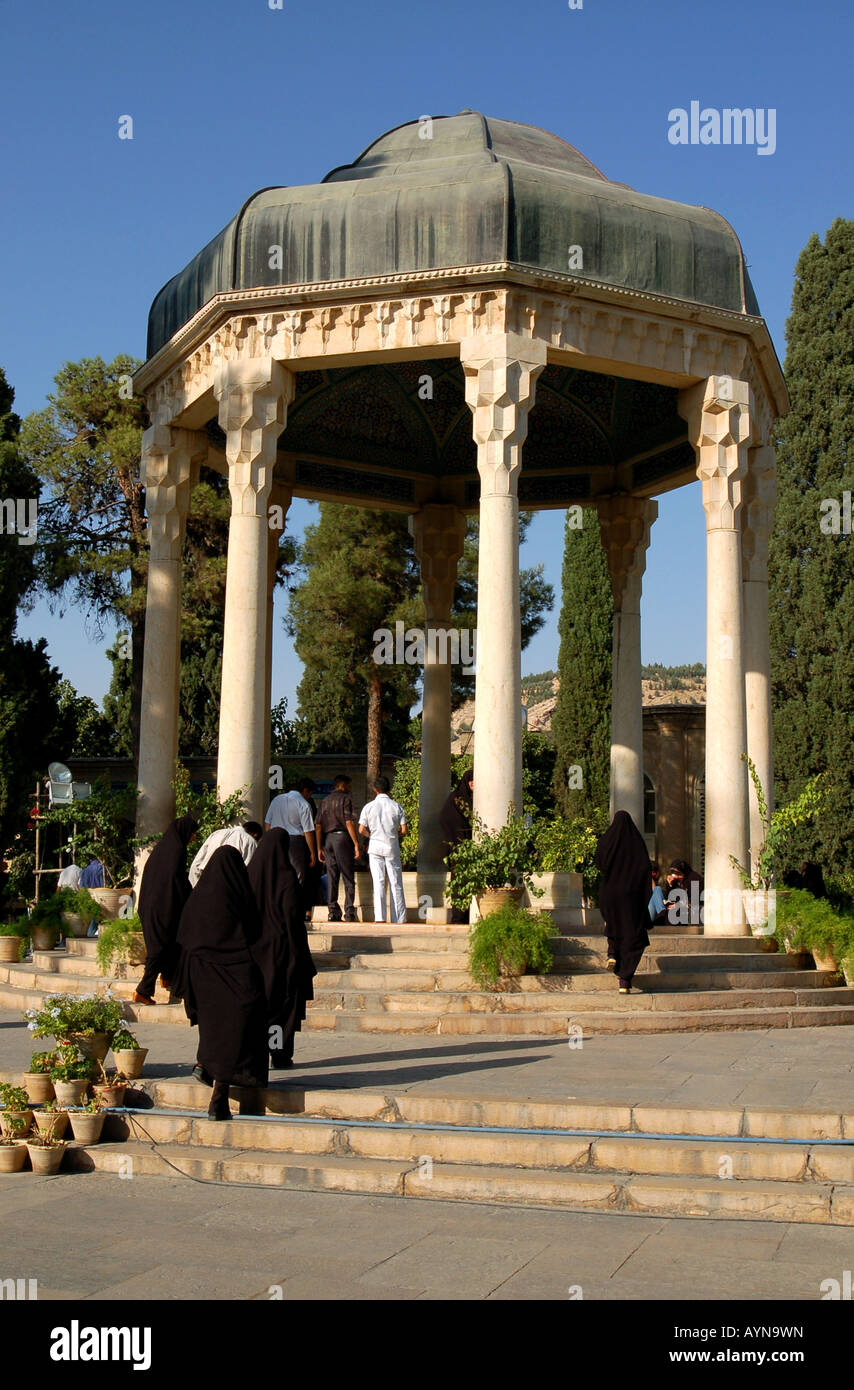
[146,111,760,358]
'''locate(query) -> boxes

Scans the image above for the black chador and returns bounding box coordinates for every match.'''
[135,815,198,1003]
[174,846,269,1118]
[594,810,652,991]
[247,827,317,1067]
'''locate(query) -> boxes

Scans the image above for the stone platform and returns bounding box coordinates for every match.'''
[1,923,854,1038]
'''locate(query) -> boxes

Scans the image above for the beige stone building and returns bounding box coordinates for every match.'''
[132,111,786,934]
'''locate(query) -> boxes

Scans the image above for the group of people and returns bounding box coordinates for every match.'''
[596,811,705,992]
[134,816,317,1120]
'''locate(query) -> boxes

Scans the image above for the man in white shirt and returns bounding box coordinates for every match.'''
[188,822,263,888]
[358,776,408,924]
[265,779,317,910]
[57,863,82,892]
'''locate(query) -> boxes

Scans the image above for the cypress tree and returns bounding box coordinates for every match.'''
[552,506,613,818]
[768,218,854,879]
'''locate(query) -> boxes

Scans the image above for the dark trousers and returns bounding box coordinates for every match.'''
[324,831,356,919]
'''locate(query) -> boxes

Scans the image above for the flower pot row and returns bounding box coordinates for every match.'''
[21,1048,147,1106]
[0,1141,67,1175]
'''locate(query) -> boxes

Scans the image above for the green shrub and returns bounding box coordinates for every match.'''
[111,1027,139,1051]
[28,1050,57,1074]
[49,1045,96,1083]
[774,889,854,959]
[0,1083,30,1112]
[448,814,540,911]
[469,905,554,988]
[96,914,143,975]
[25,992,125,1041]
[0,919,30,960]
[534,812,608,900]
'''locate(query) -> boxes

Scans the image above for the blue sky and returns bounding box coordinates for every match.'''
[4,0,852,714]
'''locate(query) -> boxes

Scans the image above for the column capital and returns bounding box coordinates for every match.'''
[460,333,547,497]
[409,504,467,620]
[596,494,658,610]
[679,376,754,530]
[141,426,207,561]
[214,358,294,514]
[742,445,778,582]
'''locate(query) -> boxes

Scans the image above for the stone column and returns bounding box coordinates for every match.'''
[597,495,658,830]
[262,481,293,804]
[410,504,467,876]
[214,359,293,821]
[461,333,547,831]
[680,376,752,935]
[742,444,777,873]
[136,426,204,840]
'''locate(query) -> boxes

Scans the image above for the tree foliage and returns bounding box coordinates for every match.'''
[552,507,613,818]
[768,218,854,879]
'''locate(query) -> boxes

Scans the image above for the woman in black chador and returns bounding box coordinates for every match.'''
[248,828,317,1069]
[173,846,269,1120]
[594,810,652,994]
[439,770,474,924]
[134,815,198,1006]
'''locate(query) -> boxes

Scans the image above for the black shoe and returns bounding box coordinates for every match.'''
[191,1065,213,1087]
[270,1052,294,1069]
[328,908,343,923]
[344,911,358,923]
[208,1081,231,1120]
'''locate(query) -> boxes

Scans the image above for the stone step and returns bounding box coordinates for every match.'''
[313,968,834,994]
[96,1108,854,1185]
[30,949,350,980]
[306,984,854,1015]
[301,1004,854,1035]
[62,1137,854,1224]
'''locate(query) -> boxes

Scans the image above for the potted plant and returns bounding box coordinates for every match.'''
[730,760,826,934]
[111,1027,148,1079]
[26,1132,67,1175]
[0,1133,28,1173]
[0,919,28,962]
[49,1044,95,1107]
[32,1100,69,1142]
[448,812,543,917]
[96,915,146,976]
[39,778,138,913]
[93,1066,128,1109]
[67,1096,106,1145]
[469,904,555,988]
[27,898,62,952]
[774,889,854,974]
[22,1050,57,1105]
[57,887,106,939]
[25,991,125,1061]
[0,1083,33,1140]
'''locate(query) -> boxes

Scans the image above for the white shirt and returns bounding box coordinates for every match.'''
[189,826,258,887]
[265,791,315,835]
[358,794,407,856]
[57,864,81,891]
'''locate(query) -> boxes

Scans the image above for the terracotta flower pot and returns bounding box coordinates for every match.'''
[26,1141,66,1174]
[812,943,839,973]
[67,1031,112,1062]
[33,1109,68,1141]
[53,1079,90,1107]
[61,912,91,939]
[88,888,127,919]
[68,1111,105,1145]
[0,1109,33,1139]
[93,1083,127,1109]
[22,1073,54,1105]
[30,925,57,951]
[113,1048,147,1080]
[477,887,525,916]
[0,936,21,962]
[0,1142,27,1173]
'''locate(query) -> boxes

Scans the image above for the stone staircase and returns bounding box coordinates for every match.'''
[2,925,854,1036]
[4,1071,853,1226]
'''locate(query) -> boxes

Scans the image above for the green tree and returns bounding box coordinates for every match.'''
[552,507,613,818]
[20,356,148,756]
[0,368,73,870]
[769,218,854,879]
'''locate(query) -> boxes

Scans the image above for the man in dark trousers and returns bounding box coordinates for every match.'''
[316,774,362,922]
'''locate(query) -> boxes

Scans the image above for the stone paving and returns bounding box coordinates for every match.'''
[3,1007,854,1299]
